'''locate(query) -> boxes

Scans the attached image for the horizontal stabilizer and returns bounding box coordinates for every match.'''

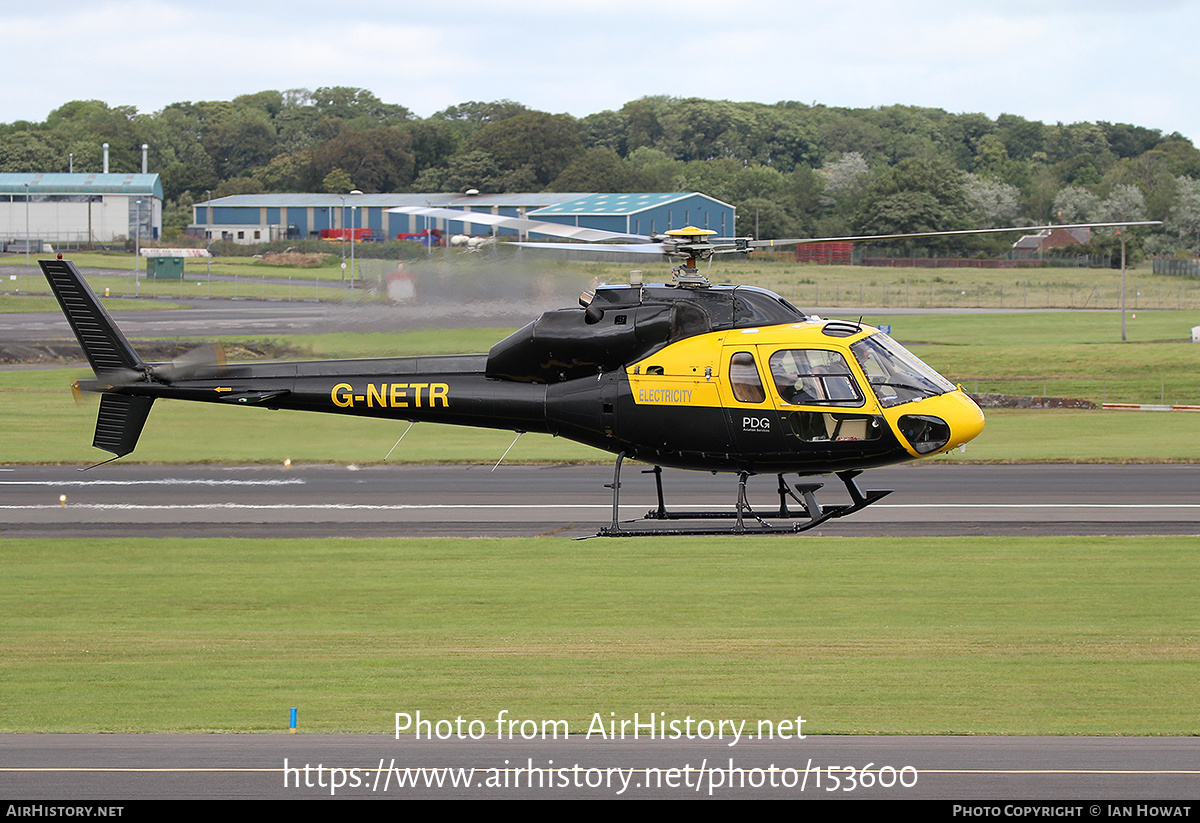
[39,259,144,375]
[92,394,154,457]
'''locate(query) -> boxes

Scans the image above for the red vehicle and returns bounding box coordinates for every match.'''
[320,228,374,242]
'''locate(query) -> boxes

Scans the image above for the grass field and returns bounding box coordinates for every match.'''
[2,535,1195,735]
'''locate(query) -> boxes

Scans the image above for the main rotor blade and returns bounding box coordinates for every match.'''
[751,221,1163,248]
[388,206,653,243]
[512,241,669,255]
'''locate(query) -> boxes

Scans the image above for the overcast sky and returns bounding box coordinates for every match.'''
[5,0,1197,143]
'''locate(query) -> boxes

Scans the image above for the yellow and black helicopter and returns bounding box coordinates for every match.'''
[38,214,1158,535]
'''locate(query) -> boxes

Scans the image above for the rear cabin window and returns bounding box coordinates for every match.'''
[729,351,766,403]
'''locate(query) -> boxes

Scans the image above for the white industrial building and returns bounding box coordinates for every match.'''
[0,173,163,250]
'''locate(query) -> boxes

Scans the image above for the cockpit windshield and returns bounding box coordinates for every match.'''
[849,333,956,408]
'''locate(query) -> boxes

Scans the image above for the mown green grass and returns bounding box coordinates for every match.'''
[2,251,343,278]
[0,268,365,303]
[2,536,1195,734]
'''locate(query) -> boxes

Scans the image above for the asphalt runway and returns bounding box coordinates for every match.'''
[2,462,1197,539]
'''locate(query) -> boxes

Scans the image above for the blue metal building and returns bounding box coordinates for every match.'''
[190,191,734,243]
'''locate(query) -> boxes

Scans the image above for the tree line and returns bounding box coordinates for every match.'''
[3,88,1199,255]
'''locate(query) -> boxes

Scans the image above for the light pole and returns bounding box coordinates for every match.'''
[204,191,212,278]
[349,189,363,285]
[1119,228,1128,342]
[24,182,30,265]
[338,194,347,282]
[134,198,141,296]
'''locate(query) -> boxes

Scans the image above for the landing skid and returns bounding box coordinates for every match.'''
[594,454,892,537]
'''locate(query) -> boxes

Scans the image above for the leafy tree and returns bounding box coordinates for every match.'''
[434,100,528,126]
[1163,176,1200,252]
[853,156,968,236]
[322,168,354,194]
[657,98,756,161]
[213,176,264,197]
[162,191,196,238]
[816,112,885,163]
[737,196,792,239]
[312,87,410,124]
[1150,139,1200,178]
[44,100,148,172]
[963,174,1021,228]
[252,151,317,192]
[578,110,628,154]
[407,119,462,182]
[233,90,285,118]
[994,114,1045,161]
[437,150,504,193]
[466,112,581,187]
[820,152,871,208]
[310,127,414,192]
[1099,122,1163,159]
[142,106,218,189]
[0,131,62,172]
[159,161,218,201]
[546,147,643,192]
[410,166,447,192]
[745,106,818,171]
[621,96,673,154]
[1096,183,1147,223]
[202,105,276,179]
[625,147,686,191]
[1051,185,1101,222]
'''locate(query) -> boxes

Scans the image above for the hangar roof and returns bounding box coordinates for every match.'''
[531,192,731,216]
[198,192,587,209]
[0,173,163,199]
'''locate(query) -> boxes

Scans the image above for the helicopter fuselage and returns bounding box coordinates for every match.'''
[75,280,984,475]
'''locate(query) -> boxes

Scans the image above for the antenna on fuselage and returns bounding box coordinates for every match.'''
[492,431,524,472]
[383,421,416,460]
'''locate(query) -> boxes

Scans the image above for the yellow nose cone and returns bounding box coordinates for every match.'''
[945,390,986,449]
[893,390,986,457]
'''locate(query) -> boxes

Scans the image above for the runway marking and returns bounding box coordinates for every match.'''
[0,479,306,487]
[4,503,1200,511]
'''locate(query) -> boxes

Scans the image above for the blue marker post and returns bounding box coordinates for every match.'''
[290,707,297,734]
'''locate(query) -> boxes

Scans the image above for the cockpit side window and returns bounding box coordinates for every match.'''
[729,351,766,403]
[769,349,863,407]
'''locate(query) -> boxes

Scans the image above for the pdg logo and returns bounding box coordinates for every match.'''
[743,416,771,431]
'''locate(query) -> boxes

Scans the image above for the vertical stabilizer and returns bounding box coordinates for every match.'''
[39,259,144,375]
[93,394,155,457]
[39,259,153,460]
